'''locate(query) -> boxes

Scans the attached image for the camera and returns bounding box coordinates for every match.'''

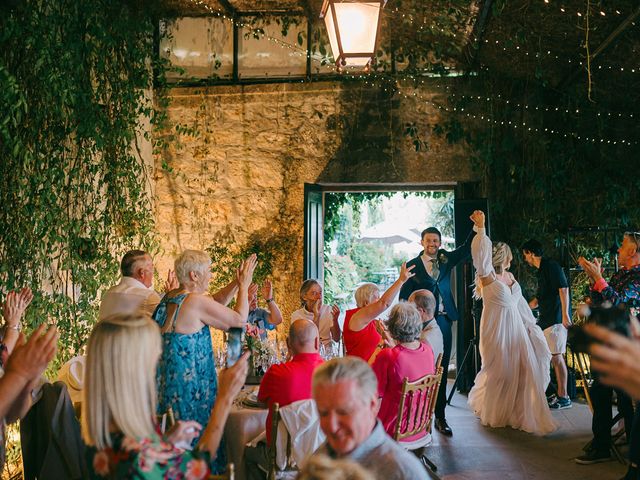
[568,302,631,353]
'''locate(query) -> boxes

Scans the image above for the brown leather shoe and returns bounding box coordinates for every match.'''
[435,418,453,436]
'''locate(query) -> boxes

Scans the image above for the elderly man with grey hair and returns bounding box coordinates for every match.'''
[99,250,163,320]
[309,356,431,480]
[409,289,444,366]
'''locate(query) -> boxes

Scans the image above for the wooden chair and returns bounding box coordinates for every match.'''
[393,354,443,477]
[209,463,235,480]
[266,403,297,480]
[571,349,626,464]
[156,407,175,434]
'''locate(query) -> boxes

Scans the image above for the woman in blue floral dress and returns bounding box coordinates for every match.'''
[153,251,255,473]
[82,313,250,479]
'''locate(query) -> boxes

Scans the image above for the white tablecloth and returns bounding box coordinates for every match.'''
[225,403,268,480]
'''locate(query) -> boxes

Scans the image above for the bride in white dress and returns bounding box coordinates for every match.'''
[468,210,556,435]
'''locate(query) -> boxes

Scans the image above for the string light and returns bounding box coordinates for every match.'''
[178,0,638,147]
[359,78,638,146]
[540,0,623,18]
[183,0,637,78]
[476,38,638,74]
[177,3,638,121]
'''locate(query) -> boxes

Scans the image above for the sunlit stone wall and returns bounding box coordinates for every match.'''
[152,79,477,330]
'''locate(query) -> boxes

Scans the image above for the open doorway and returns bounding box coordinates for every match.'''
[303,183,483,388]
[322,190,455,309]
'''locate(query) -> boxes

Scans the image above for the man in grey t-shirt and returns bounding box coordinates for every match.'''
[308,357,432,480]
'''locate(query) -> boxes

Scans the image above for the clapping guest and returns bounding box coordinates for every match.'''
[575,232,640,473]
[98,250,163,320]
[82,314,249,479]
[1,287,34,361]
[371,303,435,439]
[247,280,283,341]
[291,280,340,347]
[343,263,415,363]
[0,324,58,470]
[153,251,256,473]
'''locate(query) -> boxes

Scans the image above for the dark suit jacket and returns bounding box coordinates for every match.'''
[21,382,88,480]
[399,231,474,321]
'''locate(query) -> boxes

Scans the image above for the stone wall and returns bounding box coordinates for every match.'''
[153,78,478,326]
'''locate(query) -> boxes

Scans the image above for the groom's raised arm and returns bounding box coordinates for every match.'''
[446,228,476,267]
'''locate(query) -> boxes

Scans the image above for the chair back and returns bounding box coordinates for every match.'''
[568,348,593,409]
[156,407,175,434]
[266,403,294,480]
[393,364,443,442]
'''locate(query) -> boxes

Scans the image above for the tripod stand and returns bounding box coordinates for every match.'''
[447,298,481,405]
[446,336,477,404]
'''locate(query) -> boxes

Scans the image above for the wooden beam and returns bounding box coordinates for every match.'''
[217,0,237,16]
[300,0,314,19]
[558,4,640,89]
[464,0,494,66]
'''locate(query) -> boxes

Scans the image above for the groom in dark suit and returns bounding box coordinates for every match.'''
[400,226,474,436]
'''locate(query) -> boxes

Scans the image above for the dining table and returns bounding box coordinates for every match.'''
[224,385,268,480]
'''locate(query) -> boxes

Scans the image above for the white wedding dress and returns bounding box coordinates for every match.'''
[468,227,556,435]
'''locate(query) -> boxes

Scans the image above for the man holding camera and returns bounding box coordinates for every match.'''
[576,232,640,473]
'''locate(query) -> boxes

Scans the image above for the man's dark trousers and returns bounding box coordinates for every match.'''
[590,378,634,453]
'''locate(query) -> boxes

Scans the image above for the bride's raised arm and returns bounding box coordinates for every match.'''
[470,210,496,287]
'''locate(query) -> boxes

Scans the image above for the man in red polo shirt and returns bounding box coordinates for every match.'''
[245,319,323,479]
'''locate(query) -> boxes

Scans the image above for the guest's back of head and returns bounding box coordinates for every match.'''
[82,314,161,450]
[288,318,319,354]
[409,289,436,319]
[387,302,422,343]
[312,356,377,401]
[521,239,543,257]
[298,454,375,480]
[174,249,211,286]
[354,283,380,308]
[120,250,148,277]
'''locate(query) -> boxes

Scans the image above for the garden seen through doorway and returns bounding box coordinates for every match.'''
[323,191,455,310]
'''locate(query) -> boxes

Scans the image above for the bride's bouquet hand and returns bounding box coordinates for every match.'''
[470,210,485,228]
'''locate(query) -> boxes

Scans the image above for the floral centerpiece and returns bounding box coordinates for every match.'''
[244,324,277,377]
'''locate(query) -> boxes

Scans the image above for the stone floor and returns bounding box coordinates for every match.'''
[426,381,628,480]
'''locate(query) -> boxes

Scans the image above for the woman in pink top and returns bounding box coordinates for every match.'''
[372,302,435,441]
[344,263,415,363]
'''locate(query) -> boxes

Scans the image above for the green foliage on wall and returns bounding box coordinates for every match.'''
[0,0,167,367]
[206,227,297,295]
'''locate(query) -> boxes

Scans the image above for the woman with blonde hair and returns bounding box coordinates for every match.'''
[468,211,555,435]
[343,263,414,363]
[153,251,256,472]
[82,314,249,478]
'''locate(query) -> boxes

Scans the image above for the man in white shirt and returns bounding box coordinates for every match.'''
[409,289,444,367]
[98,250,161,320]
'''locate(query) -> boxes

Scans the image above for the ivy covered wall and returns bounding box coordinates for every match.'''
[0,0,161,368]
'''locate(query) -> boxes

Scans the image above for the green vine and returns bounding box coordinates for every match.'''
[0,0,169,370]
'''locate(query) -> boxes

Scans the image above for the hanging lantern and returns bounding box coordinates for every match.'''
[320,0,386,71]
